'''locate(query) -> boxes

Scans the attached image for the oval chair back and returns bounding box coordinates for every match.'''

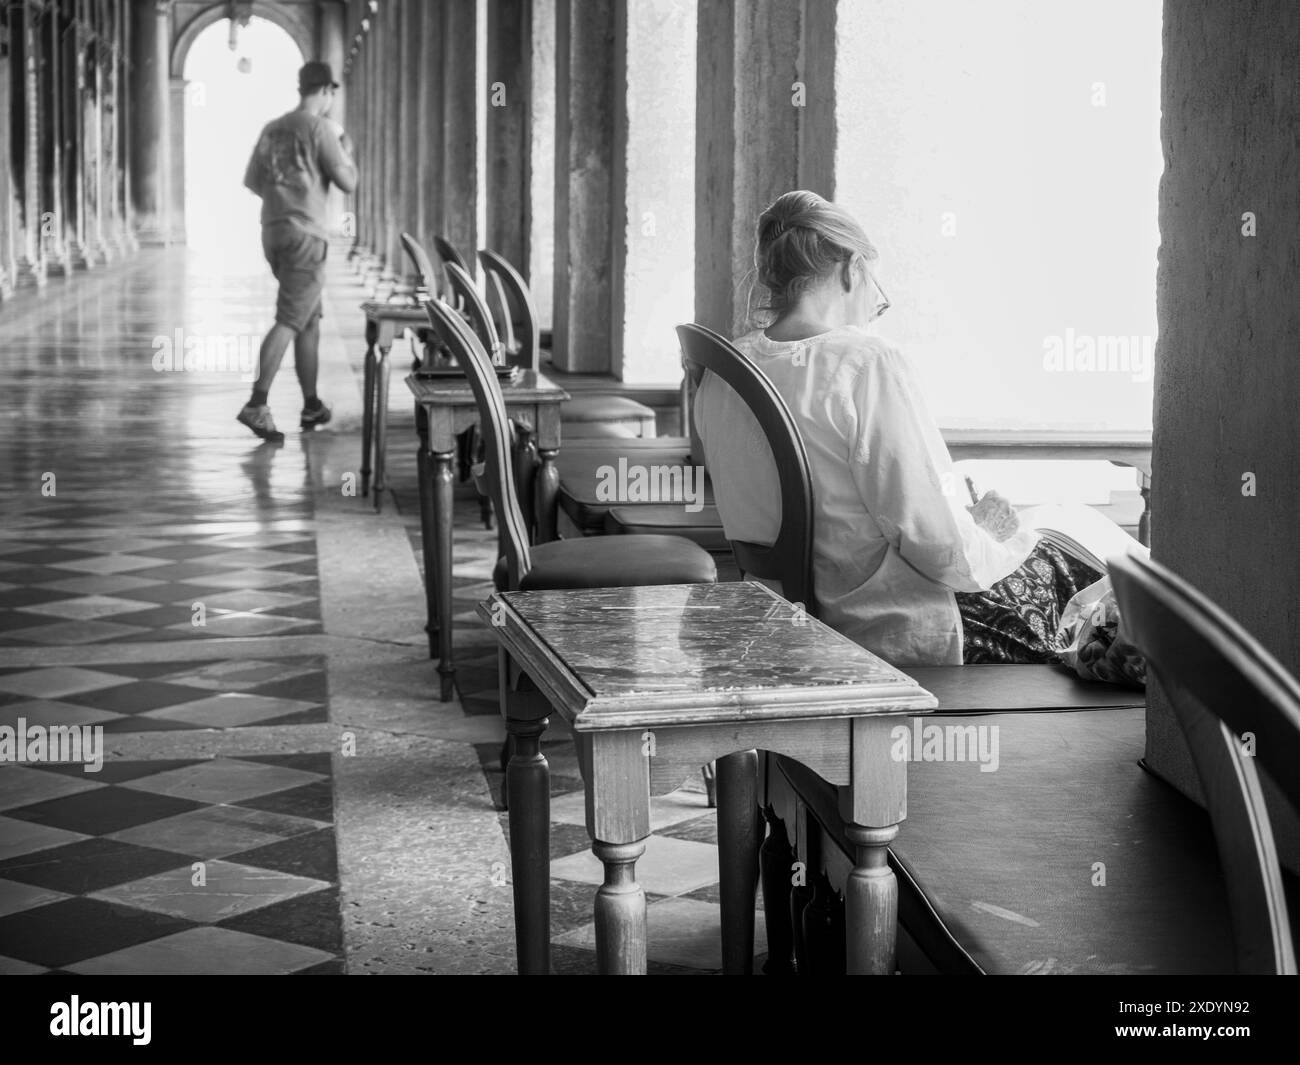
[424,299,532,590]
[479,249,541,372]
[400,232,438,300]
[443,261,504,365]
[433,234,470,274]
[676,323,817,618]
[1109,553,1300,974]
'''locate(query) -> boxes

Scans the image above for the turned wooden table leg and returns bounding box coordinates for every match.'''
[416,431,439,658]
[843,824,899,975]
[717,749,760,974]
[372,344,392,512]
[431,447,456,700]
[360,332,376,497]
[592,839,648,975]
[506,711,551,975]
[535,447,560,544]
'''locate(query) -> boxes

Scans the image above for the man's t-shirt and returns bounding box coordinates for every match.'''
[243,110,357,240]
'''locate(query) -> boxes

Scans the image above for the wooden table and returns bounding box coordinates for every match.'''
[361,301,429,512]
[941,428,1153,544]
[478,581,937,975]
[409,369,569,700]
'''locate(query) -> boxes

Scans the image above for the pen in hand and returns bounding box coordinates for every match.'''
[965,475,980,506]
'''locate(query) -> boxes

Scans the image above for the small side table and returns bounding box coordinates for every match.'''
[360,301,428,512]
[479,581,937,975]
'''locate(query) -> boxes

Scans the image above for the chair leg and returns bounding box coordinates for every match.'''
[759,804,796,975]
[701,761,717,807]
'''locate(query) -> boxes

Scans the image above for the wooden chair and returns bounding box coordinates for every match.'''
[425,299,717,970]
[400,231,438,302]
[1111,553,1299,973]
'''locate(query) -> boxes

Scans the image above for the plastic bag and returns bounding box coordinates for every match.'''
[1054,576,1147,688]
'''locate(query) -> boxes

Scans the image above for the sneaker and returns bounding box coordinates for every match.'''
[236,404,285,443]
[300,401,333,431]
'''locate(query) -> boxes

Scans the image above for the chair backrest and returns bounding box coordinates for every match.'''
[424,300,532,589]
[443,261,503,364]
[1109,552,1300,974]
[433,234,470,274]
[479,249,539,371]
[676,323,817,617]
[400,232,437,299]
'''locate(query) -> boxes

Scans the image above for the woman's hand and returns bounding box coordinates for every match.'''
[967,490,1020,542]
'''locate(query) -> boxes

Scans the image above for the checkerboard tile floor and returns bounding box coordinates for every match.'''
[0,658,328,733]
[0,520,321,648]
[0,754,342,974]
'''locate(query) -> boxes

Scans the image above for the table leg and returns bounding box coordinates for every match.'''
[592,840,648,975]
[536,447,560,544]
[505,708,551,975]
[843,824,899,975]
[432,447,457,701]
[416,445,439,656]
[360,339,376,498]
[373,344,392,513]
[1138,474,1151,548]
[716,749,761,974]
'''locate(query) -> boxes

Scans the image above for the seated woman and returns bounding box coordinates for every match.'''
[693,190,1101,667]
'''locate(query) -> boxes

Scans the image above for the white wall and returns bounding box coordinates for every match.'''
[835,0,1162,501]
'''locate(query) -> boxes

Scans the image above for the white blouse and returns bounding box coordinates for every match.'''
[693,326,1039,666]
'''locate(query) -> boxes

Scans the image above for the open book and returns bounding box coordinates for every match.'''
[1017,502,1149,573]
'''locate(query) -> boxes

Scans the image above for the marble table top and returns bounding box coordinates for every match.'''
[479,581,937,731]
[406,368,569,405]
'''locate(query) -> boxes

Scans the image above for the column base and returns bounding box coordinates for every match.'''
[69,242,95,271]
[15,257,47,289]
[45,251,71,279]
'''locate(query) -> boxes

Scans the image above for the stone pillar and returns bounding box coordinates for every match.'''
[42,1,69,276]
[129,0,171,244]
[441,0,480,269]
[1147,0,1300,871]
[552,0,618,372]
[68,2,92,270]
[377,1,400,284]
[116,0,134,253]
[16,0,45,287]
[90,30,112,263]
[418,0,445,260]
[167,77,185,244]
[0,1,16,299]
[694,0,837,337]
[318,0,346,236]
[527,0,554,330]
[394,0,421,288]
[486,0,530,271]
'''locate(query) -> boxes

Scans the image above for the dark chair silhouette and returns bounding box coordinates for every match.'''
[400,231,438,302]
[425,298,717,974]
[1111,553,1299,973]
[677,324,817,616]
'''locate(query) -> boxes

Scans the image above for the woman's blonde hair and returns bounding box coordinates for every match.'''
[750,190,878,320]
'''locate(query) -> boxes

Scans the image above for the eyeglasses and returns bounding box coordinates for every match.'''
[869,273,890,321]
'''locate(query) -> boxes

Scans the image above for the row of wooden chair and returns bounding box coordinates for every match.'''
[408,238,1298,974]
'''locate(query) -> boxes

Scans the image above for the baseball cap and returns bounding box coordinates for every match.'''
[298,61,339,94]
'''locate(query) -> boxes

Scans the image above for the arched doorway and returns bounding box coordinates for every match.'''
[182,16,303,269]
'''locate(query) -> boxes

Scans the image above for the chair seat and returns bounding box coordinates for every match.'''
[775,706,1290,974]
[604,504,729,552]
[563,394,657,425]
[495,534,717,590]
[556,443,710,533]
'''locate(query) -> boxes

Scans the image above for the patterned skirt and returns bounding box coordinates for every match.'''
[954,541,1103,664]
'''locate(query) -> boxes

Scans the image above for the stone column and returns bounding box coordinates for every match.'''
[441,0,480,269]
[42,1,70,276]
[318,0,346,236]
[90,30,112,263]
[68,0,92,269]
[1146,0,1300,871]
[116,0,134,253]
[16,0,45,287]
[129,0,170,244]
[551,0,618,371]
[486,0,530,271]
[527,0,554,330]
[167,76,185,244]
[378,1,400,285]
[394,0,421,288]
[0,4,13,299]
[694,0,837,336]
[418,0,445,259]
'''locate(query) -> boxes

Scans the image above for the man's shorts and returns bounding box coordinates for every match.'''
[262,222,328,332]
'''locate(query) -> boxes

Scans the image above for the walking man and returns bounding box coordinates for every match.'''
[239,61,358,442]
